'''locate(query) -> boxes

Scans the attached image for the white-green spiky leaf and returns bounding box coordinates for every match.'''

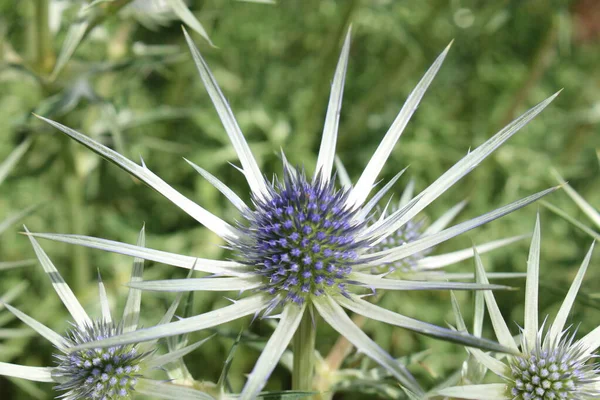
[417,234,528,270]
[34,115,238,241]
[240,303,305,399]
[0,362,54,383]
[135,378,215,399]
[0,302,69,352]
[184,158,249,213]
[50,5,89,80]
[313,294,423,395]
[474,249,519,353]
[547,241,595,345]
[524,214,541,349]
[0,259,35,270]
[97,273,112,325]
[146,335,214,369]
[166,0,214,47]
[350,272,512,291]
[337,294,513,354]
[28,232,249,276]
[315,27,351,182]
[368,91,560,242]
[553,169,600,228]
[349,43,452,207]
[70,294,269,350]
[0,204,40,236]
[25,227,91,328]
[0,138,31,185]
[334,156,351,188]
[398,178,415,208]
[579,325,600,356]
[183,28,268,201]
[423,200,467,235]
[122,226,146,332]
[437,383,508,399]
[362,187,557,266]
[542,201,600,240]
[128,276,261,292]
[354,168,408,222]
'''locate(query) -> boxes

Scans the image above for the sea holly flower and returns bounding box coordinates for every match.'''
[0,228,214,400]
[31,27,560,398]
[438,215,600,399]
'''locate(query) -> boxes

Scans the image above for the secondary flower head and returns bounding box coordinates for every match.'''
[53,321,143,398]
[509,328,598,399]
[440,215,600,400]
[32,28,560,399]
[0,227,212,399]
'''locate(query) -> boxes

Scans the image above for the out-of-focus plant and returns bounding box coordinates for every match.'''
[0,139,37,270]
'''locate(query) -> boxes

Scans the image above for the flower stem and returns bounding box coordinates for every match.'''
[35,0,55,73]
[292,306,316,391]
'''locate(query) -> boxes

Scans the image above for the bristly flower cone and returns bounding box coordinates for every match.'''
[53,321,145,399]
[235,169,369,308]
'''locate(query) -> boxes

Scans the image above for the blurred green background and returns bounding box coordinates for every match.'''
[0,0,599,398]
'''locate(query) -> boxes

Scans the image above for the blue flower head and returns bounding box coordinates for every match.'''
[0,228,213,399]
[53,321,143,399]
[237,169,366,306]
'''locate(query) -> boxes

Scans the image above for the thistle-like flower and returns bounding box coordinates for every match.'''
[0,228,213,399]
[438,215,600,399]
[31,28,560,398]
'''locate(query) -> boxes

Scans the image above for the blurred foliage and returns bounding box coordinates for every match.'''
[0,0,599,398]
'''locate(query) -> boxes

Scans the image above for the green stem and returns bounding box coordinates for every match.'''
[292,305,317,391]
[33,0,54,74]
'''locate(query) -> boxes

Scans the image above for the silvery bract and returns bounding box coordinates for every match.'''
[0,227,213,399]
[31,28,560,398]
[439,215,600,399]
